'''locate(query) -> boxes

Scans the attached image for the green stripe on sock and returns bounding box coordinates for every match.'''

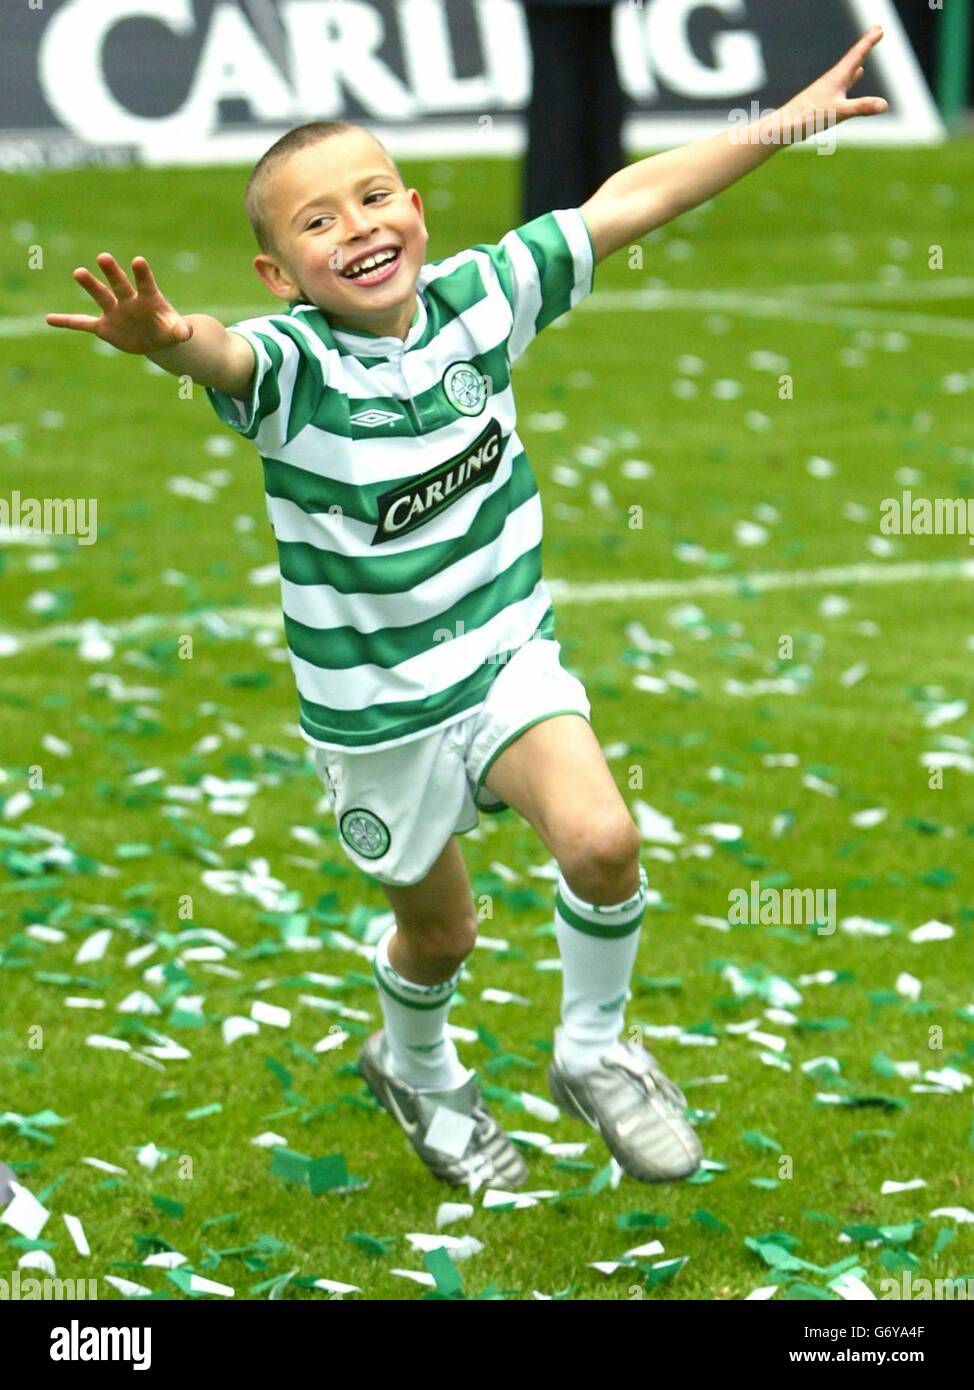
[372,959,457,1011]
[554,889,645,939]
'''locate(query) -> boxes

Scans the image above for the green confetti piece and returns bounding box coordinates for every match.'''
[199,1212,239,1232]
[424,1246,463,1299]
[587,1160,615,1196]
[151,1195,184,1220]
[309,1153,366,1195]
[692,1208,729,1234]
[345,1230,393,1257]
[265,1057,293,1091]
[741,1130,782,1153]
[783,1280,834,1300]
[616,1210,668,1230]
[639,1256,688,1292]
[270,1147,311,1185]
[184,1103,222,1121]
[877,1247,920,1274]
[750,1178,781,1190]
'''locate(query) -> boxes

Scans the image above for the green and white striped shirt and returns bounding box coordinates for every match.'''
[206,207,595,752]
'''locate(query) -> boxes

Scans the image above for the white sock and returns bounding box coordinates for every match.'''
[372,925,472,1091]
[553,864,649,1075]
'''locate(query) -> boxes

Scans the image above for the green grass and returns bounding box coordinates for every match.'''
[1,141,973,1301]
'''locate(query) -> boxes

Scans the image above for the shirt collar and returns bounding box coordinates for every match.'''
[288,288,427,359]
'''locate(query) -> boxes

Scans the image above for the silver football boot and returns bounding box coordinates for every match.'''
[358,1030,528,1191]
[548,1031,703,1182]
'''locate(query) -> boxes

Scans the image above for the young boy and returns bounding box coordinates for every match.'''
[47,29,888,1194]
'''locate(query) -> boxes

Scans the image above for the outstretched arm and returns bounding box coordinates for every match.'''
[46,253,255,399]
[580,26,889,263]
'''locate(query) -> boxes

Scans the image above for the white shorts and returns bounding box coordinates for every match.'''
[312,637,591,888]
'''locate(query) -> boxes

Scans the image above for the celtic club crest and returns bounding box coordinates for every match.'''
[339,807,391,859]
[442,361,488,416]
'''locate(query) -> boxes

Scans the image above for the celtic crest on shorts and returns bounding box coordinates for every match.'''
[442,360,488,416]
[339,807,391,859]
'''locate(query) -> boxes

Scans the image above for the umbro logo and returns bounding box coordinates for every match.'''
[350,408,401,428]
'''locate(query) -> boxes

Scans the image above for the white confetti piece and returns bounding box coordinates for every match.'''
[423,1107,476,1160]
[405,1233,483,1260]
[389,1268,437,1286]
[745,1285,779,1300]
[190,1274,234,1296]
[62,1213,89,1255]
[851,807,887,828]
[924,699,967,729]
[222,1016,259,1045]
[895,972,922,1001]
[251,1131,289,1148]
[19,1249,56,1275]
[64,997,104,1010]
[103,1275,152,1297]
[1,1184,50,1239]
[909,920,953,943]
[312,1278,362,1294]
[25,924,66,944]
[313,1029,349,1053]
[929,1207,974,1223]
[436,1202,474,1229]
[632,801,684,845]
[830,1272,876,1302]
[250,1001,290,1028]
[506,1131,552,1149]
[2,790,32,821]
[143,1251,187,1269]
[841,916,893,937]
[74,929,111,964]
[80,1156,128,1174]
[479,988,530,1005]
[86,1035,131,1052]
[136,1143,165,1171]
[807,456,837,478]
[881,1178,927,1195]
[519,1092,559,1122]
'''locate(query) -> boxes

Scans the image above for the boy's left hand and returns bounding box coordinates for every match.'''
[782,25,889,131]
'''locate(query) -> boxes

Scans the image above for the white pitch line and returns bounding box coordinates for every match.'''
[547,557,974,603]
[581,289,974,340]
[2,559,972,655]
[12,279,974,340]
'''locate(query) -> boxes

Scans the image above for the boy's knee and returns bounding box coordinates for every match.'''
[560,815,642,905]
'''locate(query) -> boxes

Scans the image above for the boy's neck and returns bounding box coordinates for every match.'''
[325,291,419,342]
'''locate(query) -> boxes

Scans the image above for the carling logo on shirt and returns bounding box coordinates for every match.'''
[372,419,503,545]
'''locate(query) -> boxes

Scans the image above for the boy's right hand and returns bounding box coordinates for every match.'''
[46,253,193,355]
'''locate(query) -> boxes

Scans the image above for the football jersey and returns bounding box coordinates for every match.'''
[205,207,595,753]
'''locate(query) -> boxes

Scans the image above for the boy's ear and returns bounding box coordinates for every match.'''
[409,187,427,233]
[253,252,299,302]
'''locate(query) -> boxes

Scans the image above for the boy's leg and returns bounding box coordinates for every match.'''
[480,714,701,1181]
[371,837,477,1090]
[481,714,645,1073]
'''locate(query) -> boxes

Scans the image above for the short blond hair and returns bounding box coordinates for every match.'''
[245,121,402,256]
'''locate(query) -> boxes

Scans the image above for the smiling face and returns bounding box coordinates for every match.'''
[252,129,428,340]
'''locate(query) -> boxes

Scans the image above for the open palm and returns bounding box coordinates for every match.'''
[790,25,889,126]
[46,253,193,355]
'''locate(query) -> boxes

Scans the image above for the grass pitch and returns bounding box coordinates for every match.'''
[1,140,972,1300]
